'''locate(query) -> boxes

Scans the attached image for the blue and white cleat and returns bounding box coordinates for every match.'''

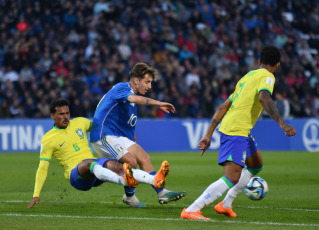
[122,194,147,208]
[158,190,186,204]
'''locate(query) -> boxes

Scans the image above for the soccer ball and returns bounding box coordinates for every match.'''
[244,177,268,200]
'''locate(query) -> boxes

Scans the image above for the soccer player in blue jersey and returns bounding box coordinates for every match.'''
[28,98,170,208]
[90,62,186,207]
[181,46,296,220]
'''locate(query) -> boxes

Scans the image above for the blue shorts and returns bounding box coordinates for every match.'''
[69,158,109,191]
[218,133,259,167]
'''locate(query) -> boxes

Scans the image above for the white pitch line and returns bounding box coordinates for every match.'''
[3,200,319,212]
[1,213,319,227]
[237,205,319,212]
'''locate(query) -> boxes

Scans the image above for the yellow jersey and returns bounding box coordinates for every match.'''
[219,68,275,137]
[40,117,95,179]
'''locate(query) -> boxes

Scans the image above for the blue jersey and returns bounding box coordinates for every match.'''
[90,82,137,142]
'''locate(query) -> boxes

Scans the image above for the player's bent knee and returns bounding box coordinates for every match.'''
[224,172,241,184]
[247,165,264,175]
[129,161,138,168]
[228,176,240,185]
[79,160,94,172]
[120,153,138,168]
[139,154,152,165]
[105,160,124,175]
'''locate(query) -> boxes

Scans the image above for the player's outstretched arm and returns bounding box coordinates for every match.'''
[199,99,232,155]
[259,90,296,136]
[28,197,40,208]
[127,95,175,113]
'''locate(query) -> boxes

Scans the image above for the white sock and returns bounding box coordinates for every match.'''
[158,188,169,196]
[92,164,126,185]
[132,169,155,185]
[186,178,230,212]
[222,168,254,209]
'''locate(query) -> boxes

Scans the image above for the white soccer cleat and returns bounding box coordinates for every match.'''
[122,194,147,208]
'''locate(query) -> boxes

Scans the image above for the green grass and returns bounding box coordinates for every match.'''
[0,152,319,230]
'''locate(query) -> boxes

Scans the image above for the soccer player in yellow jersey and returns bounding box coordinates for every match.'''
[28,99,170,208]
[181,46,296,220]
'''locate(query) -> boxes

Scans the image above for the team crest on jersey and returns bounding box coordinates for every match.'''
[114,144,123,152]
[76,129,84,139]
[241,151,247,163]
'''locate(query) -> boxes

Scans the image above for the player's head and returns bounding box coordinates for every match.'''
[259,46,281,72]
[129,62,158,95]
[50,98,70,129]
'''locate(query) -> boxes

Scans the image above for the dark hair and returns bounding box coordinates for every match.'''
[50,98,70,114]
[129,62,159,81]
[260,46,281,66]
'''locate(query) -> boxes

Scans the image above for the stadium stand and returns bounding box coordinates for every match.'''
[0,0,318,119]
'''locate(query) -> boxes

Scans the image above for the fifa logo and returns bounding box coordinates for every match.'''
[302,119,319,152]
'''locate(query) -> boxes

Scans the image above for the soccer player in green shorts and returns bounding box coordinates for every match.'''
[28,98,170,208]
[181,46,296,220]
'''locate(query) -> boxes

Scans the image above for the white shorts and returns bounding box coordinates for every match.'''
[92,135,136,161]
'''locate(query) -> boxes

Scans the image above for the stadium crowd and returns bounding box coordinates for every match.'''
[0,0,318,119]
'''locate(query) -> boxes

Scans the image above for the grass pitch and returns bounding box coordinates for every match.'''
[0,151,318,230]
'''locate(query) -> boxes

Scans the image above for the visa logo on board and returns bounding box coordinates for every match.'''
[182,121,220,150]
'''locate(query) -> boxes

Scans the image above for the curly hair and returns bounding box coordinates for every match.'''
[129,62,159,81]
[50,98,70,114]
[260,46,281,66]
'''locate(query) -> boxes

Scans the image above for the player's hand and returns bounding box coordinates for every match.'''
[198,136,211,156]
[159,103,175,113]
[28,197,40,208]
[280,122,296,136]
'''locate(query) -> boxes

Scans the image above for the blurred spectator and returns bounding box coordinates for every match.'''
[0,66,6,83]
[0,100,11,118]
[24,98,40,118]
[37,98,50,117]
[94,0,111,17]
[274,92,290,119]
[216,65,232,86]
[20,64,33,82]
[3,66,19,82]
[186,67,201,90]
[289,95,307,118]
[118,38,132,61]
[71,98,86,117]
[39,52,52,73]
[10,99,23,118]
[16,17,28,32]
[62,9,77,31]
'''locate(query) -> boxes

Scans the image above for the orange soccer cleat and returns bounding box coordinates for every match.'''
[181,208,211,221]
[214,202,237,218]
[154,160,170,189]
[122,163,138,188]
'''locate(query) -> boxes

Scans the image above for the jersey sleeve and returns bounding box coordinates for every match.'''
[229,92,235,102]
[258,75,275,95]
[32,160,50,197]
[40,137,53,162]
[32,137,53,197]
[113,84,135,103]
